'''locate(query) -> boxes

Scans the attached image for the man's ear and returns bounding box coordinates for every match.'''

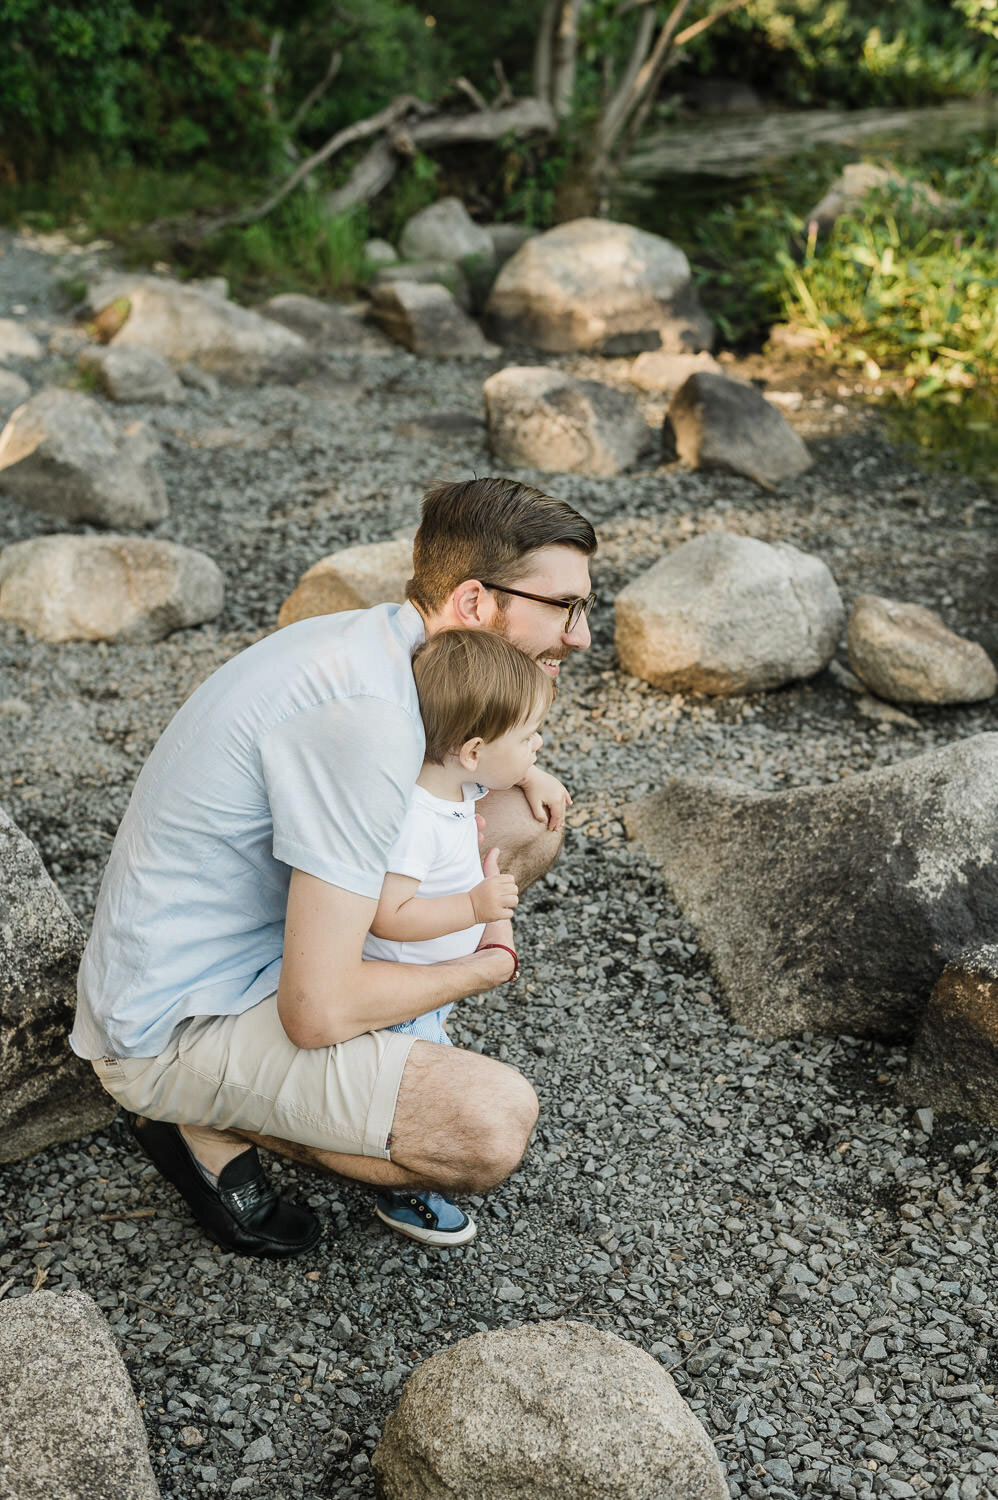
[449,580,492,628]
[457,736,484,772]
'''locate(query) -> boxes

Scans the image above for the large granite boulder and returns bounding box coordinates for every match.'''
[85,273,310,384]
[0,1290,159,1499]
[0,807,116,1163]
[615,531,843,694]
[625,734,998,1040]
[485,218,714,355]
[372,1321,727,1500]
[0,388,168,527]
[901,946,998,1124]
[0,534,224,644]
[370,280,498,357]
[847,594,996,705]
[277,536,412,627]
[483,366,650,476]
[668,372,812,487]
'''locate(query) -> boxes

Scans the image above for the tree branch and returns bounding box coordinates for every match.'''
[552,0,585,120]
[597,5,657,151]
[229,93,427,228]
[286,48,343,136]
[532,0,560,103]
[324,137,398,213]
[453,75,490,112]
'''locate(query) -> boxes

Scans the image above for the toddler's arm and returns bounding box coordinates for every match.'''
[370,849,518,942]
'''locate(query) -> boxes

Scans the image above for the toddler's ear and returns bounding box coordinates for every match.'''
[457,736,484,772]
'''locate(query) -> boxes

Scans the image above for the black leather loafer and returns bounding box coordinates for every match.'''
[130,1116,321,1258]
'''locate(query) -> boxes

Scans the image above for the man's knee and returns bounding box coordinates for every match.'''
[466,1065,538,1187]
[392,1046,539,1192]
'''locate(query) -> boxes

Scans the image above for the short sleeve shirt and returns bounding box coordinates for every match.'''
[72,602,426,1059]
[362,782,487,968]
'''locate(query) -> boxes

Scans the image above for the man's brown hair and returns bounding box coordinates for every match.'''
[407,477,597,614]
[412,629,555,766]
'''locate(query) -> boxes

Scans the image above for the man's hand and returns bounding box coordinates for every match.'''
[519,765,572,832]
[470,847,518,922]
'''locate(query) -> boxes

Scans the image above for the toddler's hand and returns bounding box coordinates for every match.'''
[471,850,518,922]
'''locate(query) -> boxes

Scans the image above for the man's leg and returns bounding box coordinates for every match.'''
[112,1007,539,1255]
[477,786,564,890]
[235,1040,539,1193]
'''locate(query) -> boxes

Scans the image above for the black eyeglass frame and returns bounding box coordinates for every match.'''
[480,581,598,635]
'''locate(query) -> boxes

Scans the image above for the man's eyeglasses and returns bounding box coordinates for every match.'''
[480,582,597,635]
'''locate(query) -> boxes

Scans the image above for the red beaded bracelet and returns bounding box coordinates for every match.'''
[480,942,518,981]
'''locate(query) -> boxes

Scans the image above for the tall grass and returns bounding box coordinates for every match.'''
[780,145,998,395]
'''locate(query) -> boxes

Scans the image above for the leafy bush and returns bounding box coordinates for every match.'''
[781,145,998,393]
[685,0,997,107]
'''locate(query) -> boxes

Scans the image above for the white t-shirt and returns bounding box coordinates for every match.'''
[362,782,487,968]
[72,602,426,1060]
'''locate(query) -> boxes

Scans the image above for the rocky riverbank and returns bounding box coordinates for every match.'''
[0,224,996,1499]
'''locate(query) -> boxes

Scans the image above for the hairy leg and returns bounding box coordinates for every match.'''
[479,786,564,890]
[226,1040,539,1194]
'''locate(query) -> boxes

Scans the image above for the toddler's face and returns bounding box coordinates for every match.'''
[472,715,545,791]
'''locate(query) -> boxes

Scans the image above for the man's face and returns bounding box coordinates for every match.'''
[485,545,593,679]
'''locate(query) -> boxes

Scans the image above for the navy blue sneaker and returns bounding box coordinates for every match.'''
[375,1190,477,1246]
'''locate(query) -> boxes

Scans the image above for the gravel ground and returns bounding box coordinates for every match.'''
[1,227,996,1500]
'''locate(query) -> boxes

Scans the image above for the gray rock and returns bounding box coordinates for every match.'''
[399,197,494,268]
[370,280,498,358]
[625,733,998,1038]
[364,237,399,267]
[484,365,651,476]
[0,317,43,361]
[0,368,31,420]
[277,536,412,627]
[79,344,186,403]
[668,372,813,487]
[483,222,538,269]
[0,806,115,1163]
[847,594,996,704]
[806,163,955,239]
[901,945,998,1123]
[615,531,843,694]
[0,388,169,527]
[256,293,395,353]
[0,1290,159,1498]
[629,349,721,393]
[485,217,714,355]
[0,534,224,644]
[372,1320,727,1500]
[371,259,473,311]
[85,273,311,384]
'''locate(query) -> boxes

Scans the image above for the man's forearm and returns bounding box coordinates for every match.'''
[278,946,512,1050]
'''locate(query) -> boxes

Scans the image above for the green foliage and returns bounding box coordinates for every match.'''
[781,145,998,394]
[199,195,371,300]
[377,150,440,242]
[0,0,325,178]
[687,0,997,106]
[496,138,571,229]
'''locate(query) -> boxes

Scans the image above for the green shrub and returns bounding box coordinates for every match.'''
[780,145,998,393]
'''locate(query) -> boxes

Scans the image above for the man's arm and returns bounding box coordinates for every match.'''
[369,854,518,942]
[278,868,515,1049]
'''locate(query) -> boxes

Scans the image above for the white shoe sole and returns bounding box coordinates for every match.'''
[375,1205,477,1247]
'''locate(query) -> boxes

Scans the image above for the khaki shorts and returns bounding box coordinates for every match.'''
[91,993,416,1160]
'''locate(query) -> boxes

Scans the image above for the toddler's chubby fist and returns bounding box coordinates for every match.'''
[471,849,519,922]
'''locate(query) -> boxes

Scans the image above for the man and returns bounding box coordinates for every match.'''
[72,476,597,1256]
